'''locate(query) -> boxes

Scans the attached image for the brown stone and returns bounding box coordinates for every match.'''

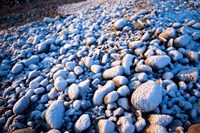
[188,124,200,133]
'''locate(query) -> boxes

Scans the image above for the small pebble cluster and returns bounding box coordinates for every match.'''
[0,0,200,133]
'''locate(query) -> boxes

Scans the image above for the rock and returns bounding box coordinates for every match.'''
[113,76,128,87]
[138,72,148,82]
[38,42,49,53]
[84,57,94,68]
[11,63,24,74]
[117,85,130,96]
[148,114,173,127]
[159,28,176,39]
[103,66,124,79]
[13,96,30,115]
[186,51,198,63]
[188,124,200,133]
[86,37,96,46]
[68,84,80,100]
[117,98,130,110]
[131,80,162,112]
[114,19,128,30]
[192,23,200,29]
[24,55,39,67]
[66,62,76,71]
[168,50,183,61]
[45,100,64,129]
[33,35,42,45]
[93,81,115,105]
[53,70,67,80]
[129,41,143,49]
[91,64,102,73]
[78,79,90,97]
[98,119,115,133]
[120,123,135,133]
[75,114,91,132]
[146,124,167,133]
[174,35,192,47]
[74,66,84,76]
[54,77,67,91]
[122,54,134,75]
[135,64,152,73]
[48,129,61,133]
[104,91,119,104]
[176,68,199,82]
[145,55,171,69]
[29,81,40,89]
[141,32,150,41]
[135,20,144,30]
[43,17,54,23]
[12,128,36,133]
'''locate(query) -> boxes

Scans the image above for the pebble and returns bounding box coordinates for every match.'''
[131,81,162,112]
[84,57,94,68]
[37,42,49,53]
[98,119,115,133]
[117,98,130,110]
[68,84,80,100]
[104,91,119,104]
[65,62,76,71]
[168,50,183,61]
[91,64,102,73]
[138,72,148,82]
[93,81,115,105]
[53,70,67,80]
[174,35,192,47]
[117,85,130,96]
[24,55,40,67]
[146,124,167,133]
[11,63,24,74]
[75,114,91,132]
[135,64,152,73]
[74,66,84,76]
[113,76,128,87]
[188,124,200,133]
[159,28,176,39]
[148,114,173,127]
[45,100,64,129]
[135,20,144,30]
[119,123,135,133]
[43,17,54,23]
[114,19,128,30]
[54,77,67,91]
[103,66,124,79]
[122,54,134,75]
[176,68,199,82]
[186,51,198,63]
[145,55,171,69]
[86,37,96,46]
[13,96,30,115]
[128,41,143,49]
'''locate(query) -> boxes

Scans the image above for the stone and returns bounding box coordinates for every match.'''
[54,77,67,91]
[135,20,144,30]
[168,50,183,61]
[104,91,119,104]
[74,66,84,76]
[53,70,67,80]
[43,17,54,23]
[98,119,115,133]
[148,114,173,127]
[159,28,176,39]
[86,37,96,46]
[120,123,135,133]
[45,100,64,129]
[48,129,61,133]
[84,57,94,68]
[12,128,36,133]
[11,63,24,74]
[122,54,134,75]
[103,66,124,79]
[93,81,115,105]
[128,41,143,49]
[145,55,171,69]
[75,114,91,132]
[24,55,39,67]
[188,124,200,133]
[117,85,130,96]
[135,64,152,73]
[38,42,49,53]
[174,35,192,47]
[114,19,128,30]
[117,98,130,110]
[13,96,30,115]
[186,51,198,63]
[68,84,80,100]
[146,124,167,133]
[131,80,162,112]
[91,64,102,73]
[176,68,199,82]
[66,62,76,71]
[113,76,128,87]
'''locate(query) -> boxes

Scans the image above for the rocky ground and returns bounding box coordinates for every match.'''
[0,0,200,133]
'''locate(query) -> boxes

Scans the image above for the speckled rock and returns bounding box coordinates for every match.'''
[148,114,173,127]
[145,55,171,69]
[103,66,124,79]
[75,114,91,132]
[176,68,199,82]
[98,119,115,133]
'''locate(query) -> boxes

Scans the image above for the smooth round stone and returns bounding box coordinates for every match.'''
[91,64,102,74]
[74,66,84,76]
[54,77,67,91]
[103,66,124,79]
[113,76,129,87]
[104,91,119,104]
[66,62,76,71]
[86,37,96,46]
[11,63,24,74]
[174,35,192,47]
[13,96,30,115]
[75,114,91,132]
[117,85,130,96]
[68,84,80,100]
[131,80,162,112]
[114,19,128,30]
[145,55,171,69]
[98,119,115,133]
[37,42,49,53]
[84,57,94,68]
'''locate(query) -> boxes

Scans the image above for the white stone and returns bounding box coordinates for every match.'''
[104,91,119,104]
[66,62,76,71]
[122,54,134,75]
[54,77,67,91]
[98,119,115,133]
[135,64,152,73]
[53,70,67,80]
[174,35,192,47]
[84,57,94,68]
[24,55,39,66]
[45,100,64,129]
[113,76,128,87]
[117,85,130,96]
[74,66,83,76]
[117,98,130,110]
[13,96,30,115]
[146,124,167,133]
[11,63,24,74]
[43,17,54,23]
[129,41,143,49]
[103,66,124,79]
[176,68,199,82]
[114,19,128,30]
[75,114,91,132]
[148,114,173,127]
[159,28,176,39]
[145,55,171,69]
[91,64,102,73]
[86,37,96,45]
[68,84,80,100]
[120,123,135,133]
[131,81,162,112]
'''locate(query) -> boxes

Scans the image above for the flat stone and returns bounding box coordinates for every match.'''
[68,84,80,100]
[13,96,30,115]
[114,19,128,30]
[12,63,24,74]
[103,66,124,79]
[174,35,192,47]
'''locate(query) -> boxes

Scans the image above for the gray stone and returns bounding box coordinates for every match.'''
[104,91,119,104]
[75,114,91,132]
[68,84,80,100]
[117,85,130,96]
[122,54,134,75]
[174,35,192,47]
[148,114,173,127]
[129,41,143,49]
[91,64,102,73]
[113,76,129,87]
[86,37,96,46]
[38,42,49,53]
[11,63,24,74]
[145,55,171,69]
[54,77,67,91]
[103,66,124,79]
[84,57,94,68]
[98,119,115,133]
[74,66,84,76]
[13,96,30,115]
[176,68,199,82]
[131,80,162,112]
[114,19,128,30]
[66,62,76,71]
[43,17,54,23]
[45,100,64,129]
[24,55,39,66]
[117,98,130,110]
